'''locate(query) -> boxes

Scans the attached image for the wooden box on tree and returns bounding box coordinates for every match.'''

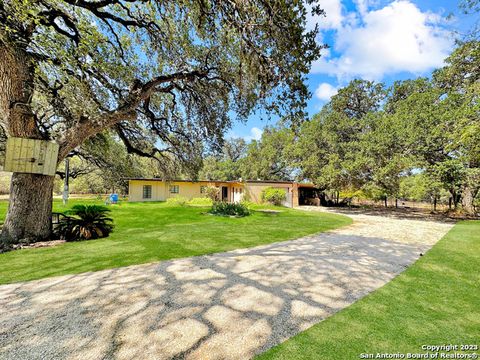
[3,137,59,176]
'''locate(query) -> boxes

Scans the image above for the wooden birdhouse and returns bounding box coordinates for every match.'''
[3,137,59,176]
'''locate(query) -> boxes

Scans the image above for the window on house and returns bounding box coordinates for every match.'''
[200,186,207,194]
[143,185,152,199]
[169,185,179,194]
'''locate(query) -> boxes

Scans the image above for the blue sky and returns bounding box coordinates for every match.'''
[228,0,476,141]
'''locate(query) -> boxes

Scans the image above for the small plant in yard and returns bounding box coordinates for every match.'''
[54,205,114,241]
[209,202,251,217]
[262,187,287,206]
[166,196,188,206]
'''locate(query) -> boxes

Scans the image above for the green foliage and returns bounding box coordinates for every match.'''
[54,205,114,242]
[199,127,296,183]
[291,80,391,193]
[399,173,448,203]
[242,127,295,181]
[200,157,241,182]
[1,0,322,174]
[339,188,369,201]
[209,202,251,217]
[261,187,287,206]
[166,196,189,206]
[361,183,388,202]
[330,79,386,119]
[255,42,480,212]
[199,138,247,181]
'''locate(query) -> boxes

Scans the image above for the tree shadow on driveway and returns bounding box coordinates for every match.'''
[0,233,428,360]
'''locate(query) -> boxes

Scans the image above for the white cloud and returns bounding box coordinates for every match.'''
[314,82,338,101]
[311,0,454,80]
[354,0,375,16]
[306,0,343,31]
[248,127,263,141]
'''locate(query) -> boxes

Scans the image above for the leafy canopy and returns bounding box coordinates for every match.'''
[0,0,323,173]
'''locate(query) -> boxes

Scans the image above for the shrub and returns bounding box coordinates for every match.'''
[166,196,188,206]
[209,201,250,217]
[54,205,114,241]
[261,187,287,206]
[204,185,220,201]
[188,197,213,206]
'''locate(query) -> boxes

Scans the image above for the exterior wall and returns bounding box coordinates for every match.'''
[244,182,295,207]
[128,180,232,202]
[165,181,204,200]
[128,180,166,202]
[292,183,299,207]
[129,180,301,207]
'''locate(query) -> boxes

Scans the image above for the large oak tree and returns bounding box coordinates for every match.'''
[0,0,323,249]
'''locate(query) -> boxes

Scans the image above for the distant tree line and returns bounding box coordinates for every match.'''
[198,41,480,215]
[49,41,479,215]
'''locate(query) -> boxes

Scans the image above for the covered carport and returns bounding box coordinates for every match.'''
[297,183,325,206]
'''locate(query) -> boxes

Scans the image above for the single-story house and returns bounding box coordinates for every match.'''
[128,179,323,207]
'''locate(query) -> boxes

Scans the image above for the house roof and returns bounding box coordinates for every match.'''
[126,178,318,186]
[127,178,235,183]
[127,178,295,183]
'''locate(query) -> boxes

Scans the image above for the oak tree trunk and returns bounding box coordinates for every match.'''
[1,174,54,248]
[449,189,459,210]
[462,186,476,216]
[0,38,56,249]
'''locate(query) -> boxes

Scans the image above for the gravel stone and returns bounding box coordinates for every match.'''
[0,208,453,359]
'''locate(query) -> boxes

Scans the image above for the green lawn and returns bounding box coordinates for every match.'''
[0,199,351,285]
[257,220,480,360]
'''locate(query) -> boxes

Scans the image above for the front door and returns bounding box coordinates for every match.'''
[221,186,228,201]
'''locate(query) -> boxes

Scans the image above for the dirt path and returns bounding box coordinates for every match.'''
[0,210,454,360]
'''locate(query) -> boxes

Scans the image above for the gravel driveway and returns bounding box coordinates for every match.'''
[0,208,453,360]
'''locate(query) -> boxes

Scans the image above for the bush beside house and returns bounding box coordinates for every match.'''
[209,202,251,217]
[262,187,287,206]
[204,186,221,202]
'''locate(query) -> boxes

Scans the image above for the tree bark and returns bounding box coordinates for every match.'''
[0,39,55,249]
[449,189,459,210]
[384,196,388,208]
[462,186,476,215]
[1,174,54,249]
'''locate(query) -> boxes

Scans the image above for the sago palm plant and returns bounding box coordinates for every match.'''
[55,205,114,241]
